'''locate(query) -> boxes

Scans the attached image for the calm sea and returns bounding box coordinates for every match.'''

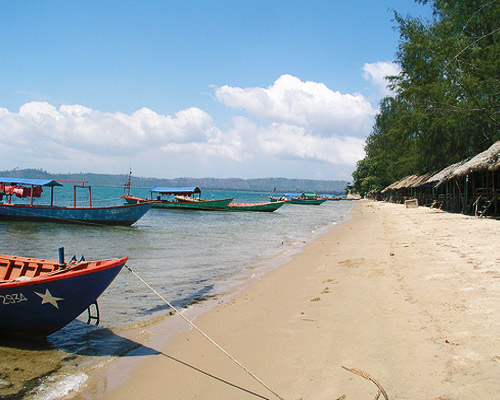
[0,185,353,399]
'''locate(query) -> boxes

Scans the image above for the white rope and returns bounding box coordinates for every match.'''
[125,264,285,400]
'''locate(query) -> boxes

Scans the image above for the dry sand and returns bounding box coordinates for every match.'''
[74,200,500,400]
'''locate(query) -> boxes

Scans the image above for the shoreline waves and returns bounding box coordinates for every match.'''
[74,200,500,400]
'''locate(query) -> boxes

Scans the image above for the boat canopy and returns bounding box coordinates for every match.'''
[0,177,63,187]
[150,186,202,195]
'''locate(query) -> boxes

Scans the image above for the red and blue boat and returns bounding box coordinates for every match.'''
[0,177,151,226]
[0,249,127,337]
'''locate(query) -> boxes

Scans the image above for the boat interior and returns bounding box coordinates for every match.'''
[0,255,91,282]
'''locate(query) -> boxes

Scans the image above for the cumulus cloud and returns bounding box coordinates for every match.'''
[362,61,400,97]
[0,102,240,169]
[255,122,365,165]
[1,70,386,178]
[214,74,376,138]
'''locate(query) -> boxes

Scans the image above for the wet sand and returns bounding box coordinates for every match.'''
[73,200,500,400]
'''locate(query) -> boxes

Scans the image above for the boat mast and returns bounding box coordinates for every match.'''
[123,169,132,196]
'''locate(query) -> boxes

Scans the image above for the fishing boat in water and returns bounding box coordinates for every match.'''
[0,177,151,226]
[123,186,233,211]
[227,200,286,212]
[270,192,327,205]
[0,248,126,337]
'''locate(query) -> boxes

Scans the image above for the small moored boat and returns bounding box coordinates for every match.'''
[0,177,152,226]
[0,249,127,337]
[123,186,233,211]
[227,200,286,212]
[271,193,327,205]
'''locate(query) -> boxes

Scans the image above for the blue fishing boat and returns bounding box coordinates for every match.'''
[0,177,151,226]
[0,249,126,337]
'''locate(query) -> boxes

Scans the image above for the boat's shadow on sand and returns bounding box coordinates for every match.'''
[1,321,269,399]
[1,320,160,358]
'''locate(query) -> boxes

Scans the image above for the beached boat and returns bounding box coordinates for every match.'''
[227,200,286,212]
[0,177,151,226]
[123,186,233,211]
[0,249,127,337]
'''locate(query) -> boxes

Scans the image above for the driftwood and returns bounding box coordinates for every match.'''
[341,366,389,400]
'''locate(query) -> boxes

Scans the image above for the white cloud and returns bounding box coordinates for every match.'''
[0,102,232,154]
[214,74,376,138]
[255,122,365,165]
[362,61,400,97]
[0,102,243,174]
[0,70,387,178]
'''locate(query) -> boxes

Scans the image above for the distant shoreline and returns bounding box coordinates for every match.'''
[0,168,348,194]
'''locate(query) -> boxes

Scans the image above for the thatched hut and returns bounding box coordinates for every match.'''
[377,141,500,216]
[381,175,419,203]
[423,160,469,211]
[447,141,500,216]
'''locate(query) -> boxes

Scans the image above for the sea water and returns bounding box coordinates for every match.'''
[0,185,354,399]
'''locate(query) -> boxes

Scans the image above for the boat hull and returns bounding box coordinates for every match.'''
[289,198,327,205]
[270,196,326,205]
[0,202,152,226]
[123,195,233,211]
[0,256,127,337]
[227,201,286,212]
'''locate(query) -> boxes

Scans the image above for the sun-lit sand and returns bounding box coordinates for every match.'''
[74,200,500,400]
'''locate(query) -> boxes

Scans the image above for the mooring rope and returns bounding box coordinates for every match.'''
[124,264,285,400]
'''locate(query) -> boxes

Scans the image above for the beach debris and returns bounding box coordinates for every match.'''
[342,366,389,400]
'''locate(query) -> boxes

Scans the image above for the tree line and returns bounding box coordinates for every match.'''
[352,0,500,196]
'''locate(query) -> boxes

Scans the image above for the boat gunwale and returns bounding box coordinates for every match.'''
[0,256,128,288]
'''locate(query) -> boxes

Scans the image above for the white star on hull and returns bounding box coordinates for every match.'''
[35,289,65,309]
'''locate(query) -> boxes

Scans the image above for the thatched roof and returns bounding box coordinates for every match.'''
[409,172,434,188]
[379,141,500,193]
[381,175,418,192]
[452,141,500,177]
[425,160,469,187]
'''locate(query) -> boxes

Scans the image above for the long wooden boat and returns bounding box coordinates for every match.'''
[270,192,327,205]
[0,249,126,337]
[123,186,233,211]
[227,200,286,212]
[0,177,151,226]
[289,196,327,205]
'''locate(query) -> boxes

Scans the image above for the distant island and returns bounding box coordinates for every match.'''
[0,168,349,195]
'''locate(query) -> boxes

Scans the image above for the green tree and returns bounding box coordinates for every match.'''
[353,0,500,194]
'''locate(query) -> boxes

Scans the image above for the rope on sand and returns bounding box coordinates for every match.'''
[125,264,285,400]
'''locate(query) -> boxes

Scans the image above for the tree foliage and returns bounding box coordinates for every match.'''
[353,0,500,195]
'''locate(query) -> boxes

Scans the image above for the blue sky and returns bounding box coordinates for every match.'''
[0,1,432,181]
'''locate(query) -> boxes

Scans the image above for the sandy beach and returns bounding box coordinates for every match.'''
[74,200,500,400]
